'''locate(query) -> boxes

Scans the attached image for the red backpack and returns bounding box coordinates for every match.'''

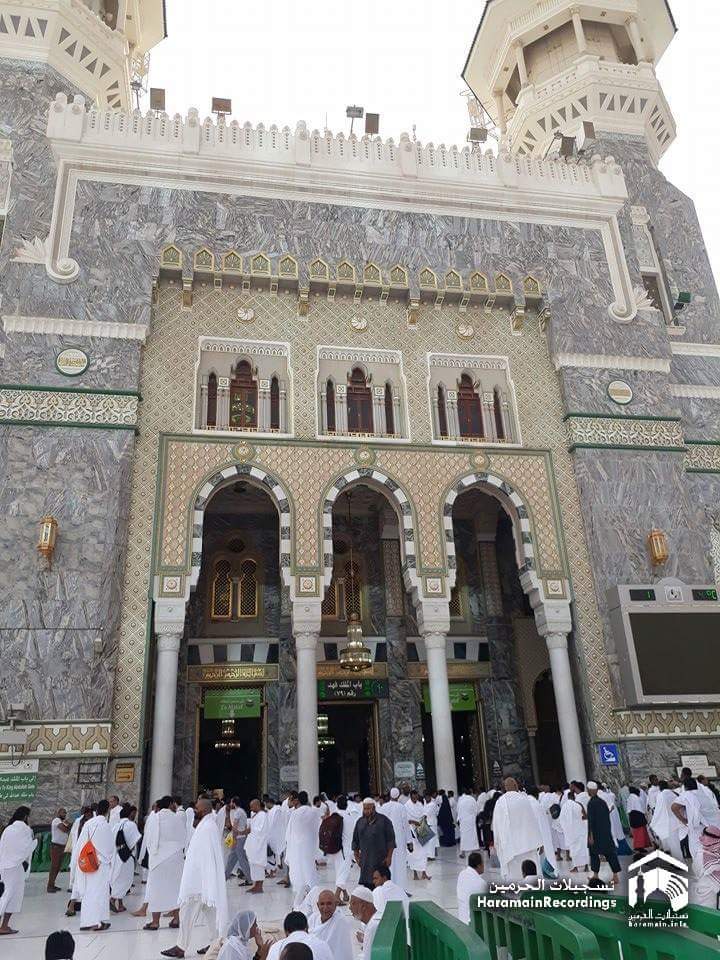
[319,813,343,855]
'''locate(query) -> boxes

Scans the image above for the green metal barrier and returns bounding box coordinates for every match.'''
[30,832,50,872]
[472,902,602,960]
[565,908,720,959]
[687,905,720,941]
[409,901,491,960]
[371,901,409,960]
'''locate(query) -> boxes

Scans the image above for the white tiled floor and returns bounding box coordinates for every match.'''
[6,849,627,959]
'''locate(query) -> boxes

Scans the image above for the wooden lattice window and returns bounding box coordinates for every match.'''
[449,583,463,618]
[493,389,505,440]
[458,374,484,439]
[229,360,257,430]
[326,380,336,433]
[238,559,258,618]
[437,384,449,438]
[384,382,395,436]
[321,561,361,620]
[270,376,280,431]
[211,559,233,620]
[207,373,217,427]
[347,367,373,434]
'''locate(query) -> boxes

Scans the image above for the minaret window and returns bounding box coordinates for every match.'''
[384,382,395,436]
[326,380,336,433]
[347,367,373,434]
[229,360,257,430]
[458,374,484,439]
[437,385,449,438]
[206,373,217,428]
[270,376,280,431]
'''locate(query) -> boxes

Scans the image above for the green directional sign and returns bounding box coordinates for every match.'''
[317,678,389,700]
[0,772,38,803]
[423,681,476,713]
[204,688,262,719]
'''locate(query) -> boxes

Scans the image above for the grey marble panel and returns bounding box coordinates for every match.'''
[674,396,720,441]
[1,332,142,391]
[621,737,720,786]
[559,366,679,419]
[671,355,720,387]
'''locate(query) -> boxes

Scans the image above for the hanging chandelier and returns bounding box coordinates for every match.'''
[339,492,372,672]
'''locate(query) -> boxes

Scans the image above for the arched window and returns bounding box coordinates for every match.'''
[229,359,257,430]
[437,384,449,438]
[238,559,259,618]
[326,380,336,433]
[384,382,395,436]
[210,559,233,620]
[493,388,505,440]
[457,374,484,439]
[270,376,280,431]
[206,372,217,428]
[347,367,373,434]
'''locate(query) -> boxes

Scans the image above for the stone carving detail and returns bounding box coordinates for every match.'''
[566,416,684,450]
[11,236,80,284]
[686,442,720,474]
[0,723,112,757]
[0,388,138,427]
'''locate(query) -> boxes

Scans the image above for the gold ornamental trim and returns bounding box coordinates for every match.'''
[407,661,490,681]
[316,661,388,680]
[187,664,279,684]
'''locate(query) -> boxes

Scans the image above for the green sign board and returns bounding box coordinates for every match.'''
[204,688,262,719]
[317,678,389,700]
[0,773,38,803]
[423,682,476,714]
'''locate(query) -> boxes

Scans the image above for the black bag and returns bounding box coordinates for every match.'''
[318,813,343,855]
[116,827,133,863]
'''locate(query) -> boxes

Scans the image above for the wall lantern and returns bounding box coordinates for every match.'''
[647,528,669,567]
[38,515,58,569]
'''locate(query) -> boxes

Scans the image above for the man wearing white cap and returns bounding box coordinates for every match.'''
[351,799,396,889]
[349,885,381,958]
[379,789,410,891]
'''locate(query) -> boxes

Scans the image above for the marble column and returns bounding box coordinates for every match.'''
[149,630,182,802]
[514,41,528,87]
[295,631,319,796]
[570,7,588,54]
[423,631,458,795]
[279,385,288,432]
[217,383,230,429]
[258,383,270,431]
[447,393,460,439]
[482,393,496,441]
[493,91,508,136]
[335,388,348,435]
[199,379,209,429]
[373,388,386,436]
[545,632,586,782]
[626,16,646,62]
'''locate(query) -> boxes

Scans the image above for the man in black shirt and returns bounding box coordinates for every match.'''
[586,781,620,885]
[351,799,396,889]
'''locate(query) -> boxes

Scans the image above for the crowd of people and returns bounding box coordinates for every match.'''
[1,765,719,956]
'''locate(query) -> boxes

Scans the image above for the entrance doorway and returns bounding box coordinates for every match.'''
[534,670,564,786]
[421,683,486,790]
[196,691,263,802]
[317,702,380,796]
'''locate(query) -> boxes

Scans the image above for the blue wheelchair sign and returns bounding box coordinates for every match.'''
[599,743,620,766]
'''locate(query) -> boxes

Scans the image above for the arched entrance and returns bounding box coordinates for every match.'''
[534,669,564,786]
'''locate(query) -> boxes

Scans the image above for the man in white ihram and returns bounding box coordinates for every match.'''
[144,794,186,930]
[162,796,229,958]
[309,888,354,960]
[285,791,321,908]
[491,778,542,881]
[0,806,37,936]
[245,799,269,893]
[457,788,480,857]
[380,788,410,891]
[76,798,115,931]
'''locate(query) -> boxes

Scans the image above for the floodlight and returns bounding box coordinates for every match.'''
[365,112,380,135]
[150,87,166,112]
[211,97,232,117]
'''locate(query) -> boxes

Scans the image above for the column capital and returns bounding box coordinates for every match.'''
[157,633,182,653]
[545,631,569,651]
[291,597,322,635]
[154,598,187,636]
[423,631,448,651]
[416,598,450,637]
[295,631,319,651]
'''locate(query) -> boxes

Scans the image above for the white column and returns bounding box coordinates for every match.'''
[545,632,586,782]
[423,631,458,794]
[482,393,496,441]
[258,384,270,432]
[626,16,646,62]
[493,91,507,136]
[393,395,402,437]
[149,631,182,802]
[374,388,386,437]
[279,385,288,432]
[570,8,588,53]
[295,631,320,796]
[336,387,348,434]
[514,41,528,87]
[199,380,209,429]
[447,393,460,439]
[218,383,230,429]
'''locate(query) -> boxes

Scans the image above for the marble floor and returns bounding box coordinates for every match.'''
[7,848,627,960]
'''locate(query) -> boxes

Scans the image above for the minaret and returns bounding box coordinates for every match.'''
[0,0,166,109]
[463,0,677,163]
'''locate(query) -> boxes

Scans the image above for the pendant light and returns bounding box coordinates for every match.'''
[339,492,372,672]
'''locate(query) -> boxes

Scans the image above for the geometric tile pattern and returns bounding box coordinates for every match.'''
[567,415,685,451]
[0,722,112,756]
[614,708,720,739]
[0,386,138,427]
[685,441,720,474]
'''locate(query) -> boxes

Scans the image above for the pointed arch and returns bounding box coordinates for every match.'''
[457,373,484,439]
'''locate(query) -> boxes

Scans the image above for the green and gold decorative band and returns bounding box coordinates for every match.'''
[565,413,685,453]
[0,384,139,430]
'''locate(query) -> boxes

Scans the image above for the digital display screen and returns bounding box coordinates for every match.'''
[692,588,719,602]
[629,612,720,697]
[629,589,656,602]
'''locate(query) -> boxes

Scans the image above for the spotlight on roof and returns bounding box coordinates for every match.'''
[211,97,232,118]
[365,112,380,136]
[346,105,364,120]
[149,87,166,112]
[468,126,489,144]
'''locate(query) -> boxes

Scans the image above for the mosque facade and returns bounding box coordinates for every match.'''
[1,0,720,819]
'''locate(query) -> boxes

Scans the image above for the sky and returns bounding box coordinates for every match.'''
[147,0,720,284]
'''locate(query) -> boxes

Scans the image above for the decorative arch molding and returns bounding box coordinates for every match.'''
[187,461,294,591]
[442,469,537,588]
[320,466,419,592]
